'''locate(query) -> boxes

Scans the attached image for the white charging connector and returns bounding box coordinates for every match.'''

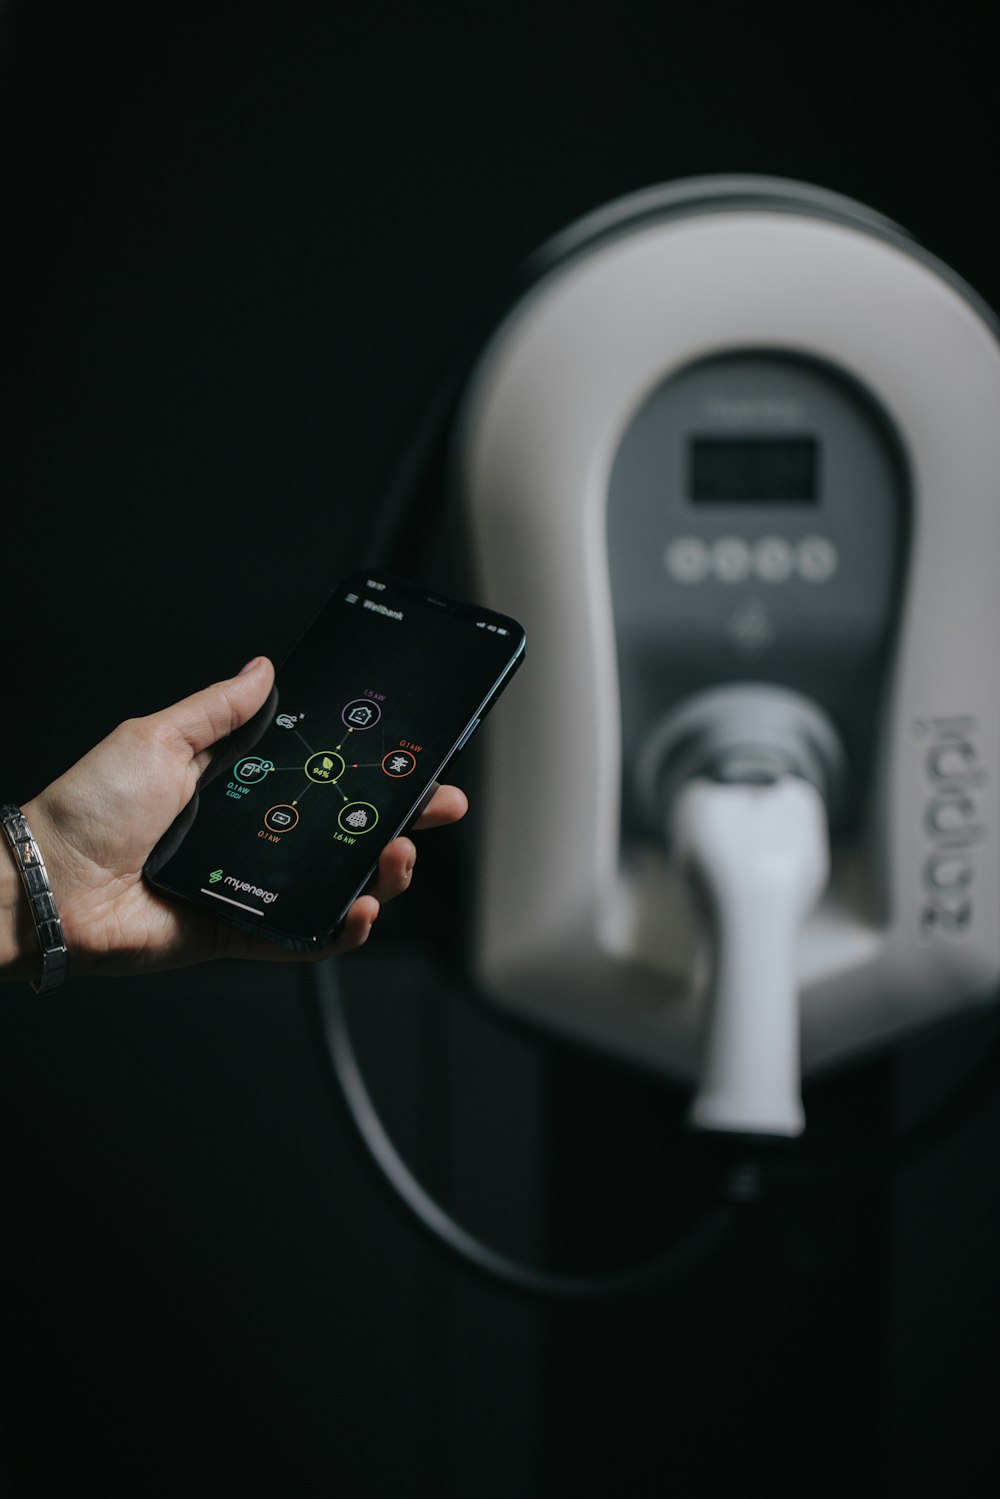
[636,685,845,1138]
[671,775,830,1136]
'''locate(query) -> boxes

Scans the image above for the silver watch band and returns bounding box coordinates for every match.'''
[1,803,68,994]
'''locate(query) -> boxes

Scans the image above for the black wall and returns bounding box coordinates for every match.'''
[3,4,1000,1494]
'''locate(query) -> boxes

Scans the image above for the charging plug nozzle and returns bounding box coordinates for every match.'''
[672,774,828,1136]
[637,685,846,1138]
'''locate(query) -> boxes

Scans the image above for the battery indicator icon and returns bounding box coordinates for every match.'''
[496,627,508,636]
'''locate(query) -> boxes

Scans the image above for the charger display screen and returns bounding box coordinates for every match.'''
[145,573,524,948]
[689,436,819,503]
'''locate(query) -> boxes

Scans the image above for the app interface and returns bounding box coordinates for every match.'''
[151,577,523,943]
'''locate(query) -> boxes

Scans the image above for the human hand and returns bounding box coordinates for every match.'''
[6,657,467,980]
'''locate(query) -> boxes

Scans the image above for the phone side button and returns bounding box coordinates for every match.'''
[454,718,480,753]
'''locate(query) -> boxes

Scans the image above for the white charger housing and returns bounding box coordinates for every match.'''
[449,177,1000,1110]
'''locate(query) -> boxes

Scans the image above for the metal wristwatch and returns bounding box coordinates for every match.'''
[1,803,68,993]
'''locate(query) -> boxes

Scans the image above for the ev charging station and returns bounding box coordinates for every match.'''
[449,174,1000,1142]
[324,174,1000,1294]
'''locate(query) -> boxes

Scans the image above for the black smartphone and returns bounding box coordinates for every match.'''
[144,570,525,951]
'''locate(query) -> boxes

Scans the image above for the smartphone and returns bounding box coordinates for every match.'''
[144,570,525,951]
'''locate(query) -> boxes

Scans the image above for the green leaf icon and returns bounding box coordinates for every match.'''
[322,756,334,771]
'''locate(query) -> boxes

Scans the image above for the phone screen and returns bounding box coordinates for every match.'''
[145,571,525,949]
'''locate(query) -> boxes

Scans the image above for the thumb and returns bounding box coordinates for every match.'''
[150,656,277,763]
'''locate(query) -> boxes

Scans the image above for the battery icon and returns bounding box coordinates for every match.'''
[496,627,508,635]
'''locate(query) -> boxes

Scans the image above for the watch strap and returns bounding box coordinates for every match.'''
[1,803,69,994]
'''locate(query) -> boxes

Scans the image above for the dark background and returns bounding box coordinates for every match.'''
[3,3,1000,1494]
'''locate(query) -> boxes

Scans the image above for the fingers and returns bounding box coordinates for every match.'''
[327,894,381,953]
[409,783,469,830]
[369,836,417,904]
[314,787,469,946]
[363,784,467,902]
[148,656,277,765]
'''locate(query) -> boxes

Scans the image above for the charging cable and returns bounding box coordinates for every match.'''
[313,958,743,1301]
